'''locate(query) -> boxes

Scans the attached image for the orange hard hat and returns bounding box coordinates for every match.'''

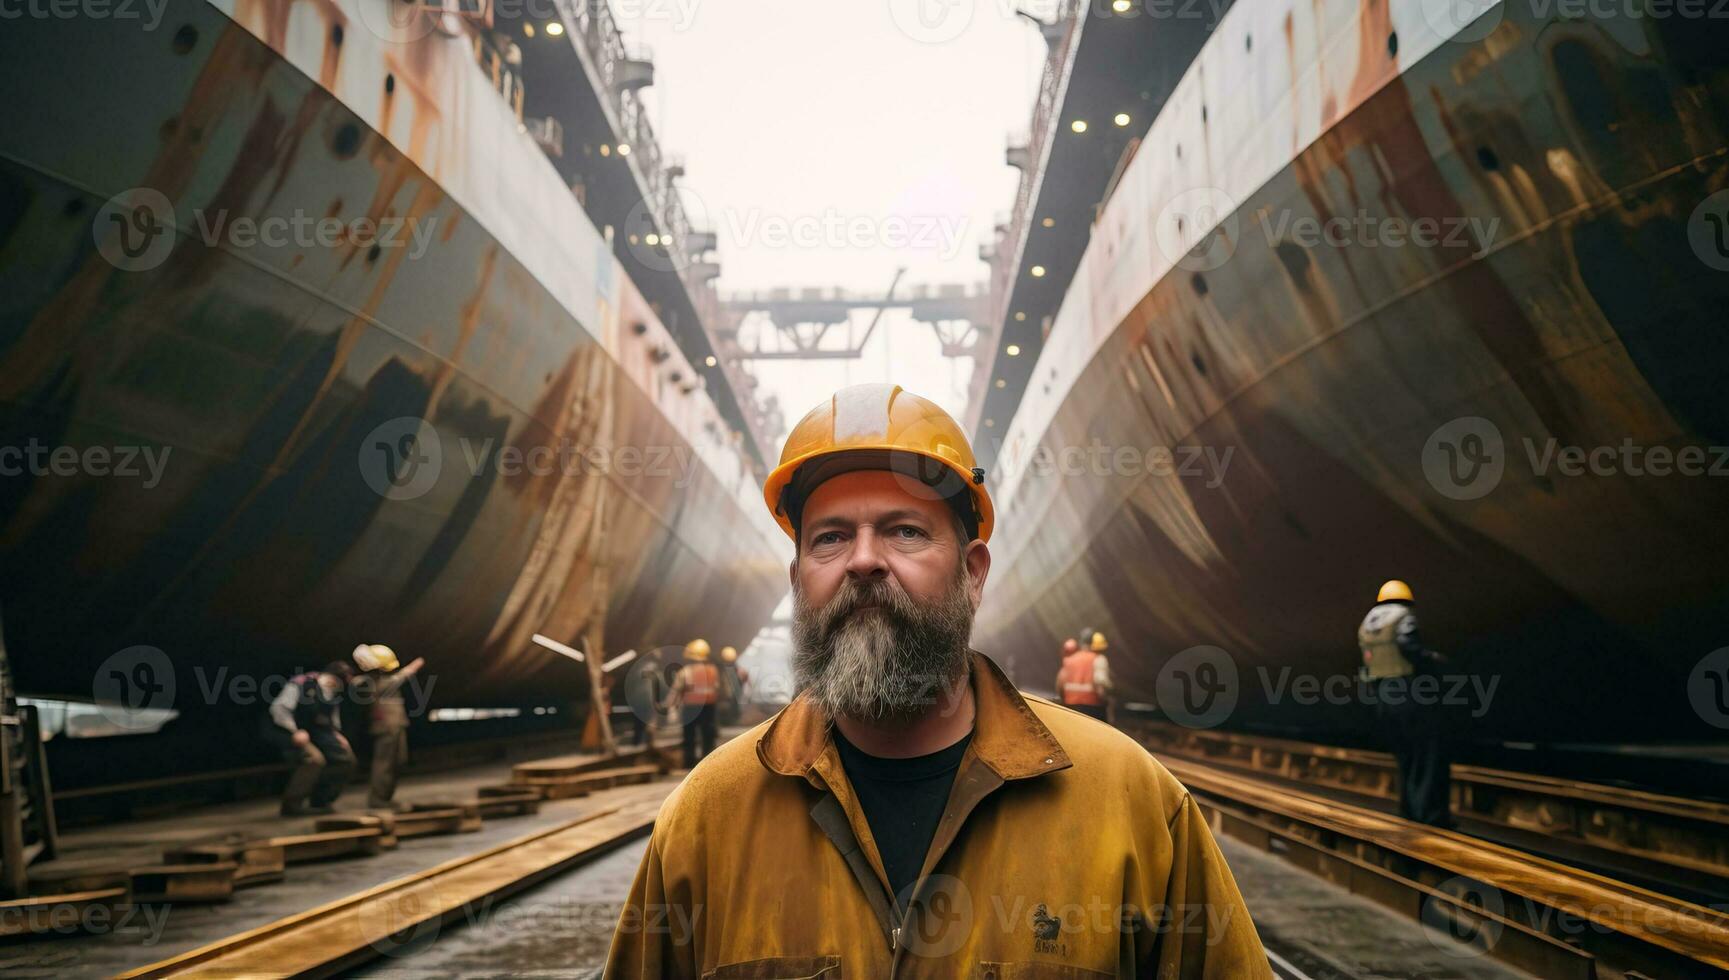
[763,383,993,542]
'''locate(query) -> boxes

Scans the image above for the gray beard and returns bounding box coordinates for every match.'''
[791,562,975,723]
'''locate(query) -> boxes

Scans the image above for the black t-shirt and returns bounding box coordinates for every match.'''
[832,725,974,914]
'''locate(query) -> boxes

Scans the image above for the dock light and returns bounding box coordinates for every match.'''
[1070,119,1088,133]
[645,233,660,246]
[1030,265,1046,277]
[617,143,631,156]
[600,144,611,157]
[1041,217,1054,227]
[1112,0,1131,11]
[523,23,535,37]
[1014,311,1026,321]
[544,21,564,36]
[995,379,1007,389]
[1114,112,1131,127]
[1006,344,1021,356]
[531,633,585,662]
[984,418,995,428]
[602,650,638,672]
[705,355,718,367]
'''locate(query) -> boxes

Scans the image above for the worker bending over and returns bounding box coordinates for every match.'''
[263,661,356,817]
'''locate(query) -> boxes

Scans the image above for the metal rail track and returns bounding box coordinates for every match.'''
[1132,722,1729,891]
[1163,756,1729,979]
[116,784,669,979]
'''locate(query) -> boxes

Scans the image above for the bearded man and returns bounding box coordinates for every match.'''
[605,384,1268,978]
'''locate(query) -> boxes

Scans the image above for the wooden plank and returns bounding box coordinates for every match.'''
[0,887,129,938]
[129,863,238,903]
[118,783,672,979]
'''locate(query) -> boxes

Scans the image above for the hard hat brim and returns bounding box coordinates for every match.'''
[764,447,994,543]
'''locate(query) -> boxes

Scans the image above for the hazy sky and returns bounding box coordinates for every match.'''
[618,0,1048,421]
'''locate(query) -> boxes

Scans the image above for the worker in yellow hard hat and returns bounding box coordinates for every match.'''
[350,644,426,812]
[716,645,748,726]
[1056,630,1113,722]
[608,384,1267,976]
[663,638,719,767]
[1358,579,1452,827]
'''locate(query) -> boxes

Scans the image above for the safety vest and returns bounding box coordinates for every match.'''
[682,663,719,705]
[1358,603,1416,679]
[1059,650,1103,706]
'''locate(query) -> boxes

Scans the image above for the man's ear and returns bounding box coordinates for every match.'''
[963,540,991,607]
[788,557,798,591]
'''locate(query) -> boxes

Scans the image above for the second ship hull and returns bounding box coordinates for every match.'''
[977,0,1729,743]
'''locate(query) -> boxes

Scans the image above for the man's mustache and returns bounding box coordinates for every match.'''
[816,578,916,638]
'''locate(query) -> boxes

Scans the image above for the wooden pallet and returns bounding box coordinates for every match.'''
[165,841,287,887]
[129,863,238,903]
[511,765,661,801]
[475,785,542,817]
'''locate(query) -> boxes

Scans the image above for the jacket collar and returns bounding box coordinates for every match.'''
[757,649,1072,782]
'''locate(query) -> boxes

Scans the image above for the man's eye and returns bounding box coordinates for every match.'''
[892,525,925,539]
[812,531,843,546]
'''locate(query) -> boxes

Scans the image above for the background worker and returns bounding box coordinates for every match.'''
[1056,631,1113,721]
[350,644,425,812]
[1358,579,1452,827]
[262,660,356,816]
[717,645,746,725]
[664,638,720,767]
[623,649,664,747]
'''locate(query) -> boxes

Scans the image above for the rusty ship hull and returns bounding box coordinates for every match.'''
[0,0,787,759]
[976,0,1729,743]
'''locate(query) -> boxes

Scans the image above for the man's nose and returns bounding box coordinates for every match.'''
[844,526,890,581]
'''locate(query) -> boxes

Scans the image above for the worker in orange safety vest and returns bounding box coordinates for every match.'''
[1056,631,1113,722]
[665,638,720,767]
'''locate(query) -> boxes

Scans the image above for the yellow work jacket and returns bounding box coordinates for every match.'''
[604,651,1270,978]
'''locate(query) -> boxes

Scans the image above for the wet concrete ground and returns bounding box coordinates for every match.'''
[347,836,649,978]
[1218,835,1534,979]
[342,820,1536,978]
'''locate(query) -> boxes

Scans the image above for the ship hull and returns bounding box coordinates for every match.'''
[977,0,1729,743]
[0,3,786,730]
